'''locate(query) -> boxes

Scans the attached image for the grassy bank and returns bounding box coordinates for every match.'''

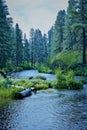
[0,76,53,100]
[0,70,84,101]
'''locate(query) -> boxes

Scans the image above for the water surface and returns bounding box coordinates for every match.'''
[0,86,87,130]
[0,70,87,130]
[11,69,56,81]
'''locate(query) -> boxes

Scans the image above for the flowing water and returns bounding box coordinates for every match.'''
[11,69,56,81]
[0,70,87,130]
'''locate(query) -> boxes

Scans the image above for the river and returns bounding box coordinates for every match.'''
[11,69,56,81]
[0,70,87,130]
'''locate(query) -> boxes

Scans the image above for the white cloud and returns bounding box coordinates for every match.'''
[7,0,68,37]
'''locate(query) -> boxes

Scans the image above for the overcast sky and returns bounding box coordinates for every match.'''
[7,0,68,37]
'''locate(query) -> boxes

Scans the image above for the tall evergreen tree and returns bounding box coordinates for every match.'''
[63,0,78,51]
[0,0,13,68]
[29,28,35,66]
[23,33,30,63]
[48,26,54,58]
[15,23,23,66]
[77,0,87,65]
[34,29,43,63]
[65,0,87,65]
[43,33,48,62]
[51,10,66,56]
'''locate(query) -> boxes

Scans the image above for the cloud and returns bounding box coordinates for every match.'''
[7,0,68,37]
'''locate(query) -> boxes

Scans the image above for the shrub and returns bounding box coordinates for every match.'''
[55,69,83,90]
[20,62,33,70]
[36,63,52,73]
[0,80,6,88]
[16,67,23,72]
[56,69,67,89]
[35,84,49,90]
[35,75,46,80]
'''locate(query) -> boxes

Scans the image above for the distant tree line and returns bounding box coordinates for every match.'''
[0,0,87,71]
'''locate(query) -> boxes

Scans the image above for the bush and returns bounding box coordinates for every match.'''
[50,51,81,72]
[35,75,46,80]
[20,62,33,70]
[56,69,67,89]
[16,66,23,72]
[0,80,6,88]
[36,63,52,73]
[35,84,49,90]
[5,61,14,72]
[55,69,83,90]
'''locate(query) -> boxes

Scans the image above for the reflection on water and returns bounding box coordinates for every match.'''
[0,86,87,130]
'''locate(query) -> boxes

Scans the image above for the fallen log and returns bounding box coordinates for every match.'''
[16,88,32,99]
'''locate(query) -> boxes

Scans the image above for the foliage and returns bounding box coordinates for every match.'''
[0,87,22,99]
[35,84,49,90]
[55,69,83,90]
[51,10,66,56]
[35,75,46,80]
[20,62,33,70]
[15,66,23,72]
[50,51,81,71]
[36,63,52,73]
[0,0,13,68]
[5,61,14,72]
[0,78,12,88]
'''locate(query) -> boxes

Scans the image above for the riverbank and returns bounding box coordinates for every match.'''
[0,77,53,101]
[0,85,87,130]
[0,69,85,101]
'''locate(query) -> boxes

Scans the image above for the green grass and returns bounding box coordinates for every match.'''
[0,78,53,100]
[0,87,22,100]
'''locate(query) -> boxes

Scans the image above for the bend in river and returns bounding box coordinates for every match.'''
[11,69,56,81]
[0,70,87,130]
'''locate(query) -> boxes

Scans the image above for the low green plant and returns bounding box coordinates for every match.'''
[35,84,49,90]
[16,66,23,72]
[55,69,83,90]
[36,63,52,73]
[56,69,67,89]
[0,87,23,100]
[35,75,46,80]
[20,62,33,70]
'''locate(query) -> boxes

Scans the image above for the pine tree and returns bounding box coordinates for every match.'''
[43,33,48,62]
[29,28,35,66]
[63,0,79,50]
[48,26,54,58]
[15,23,23,66]
[77,0,87,65]
[65,0,87,65]
[51,10,66,56]
[0,0,13,68]
[23,33,30,63]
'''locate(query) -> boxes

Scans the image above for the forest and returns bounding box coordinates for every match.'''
[0,1,87,130]
[0,0,87,74]
[0,0,87,99]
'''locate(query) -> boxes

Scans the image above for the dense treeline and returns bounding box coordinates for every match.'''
[51,0,87,66]
[0,0,87,74]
